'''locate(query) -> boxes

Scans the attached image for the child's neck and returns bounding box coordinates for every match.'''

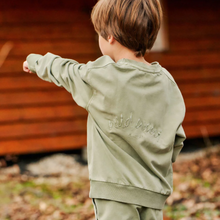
[116,53,150,66]
[109,40,150,65]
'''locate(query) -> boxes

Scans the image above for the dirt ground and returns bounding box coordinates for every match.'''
[1,145,220,220]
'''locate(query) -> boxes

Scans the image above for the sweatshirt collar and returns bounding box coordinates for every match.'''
[116,58,161,73]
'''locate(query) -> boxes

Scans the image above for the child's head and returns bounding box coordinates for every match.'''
[91,0,163,57]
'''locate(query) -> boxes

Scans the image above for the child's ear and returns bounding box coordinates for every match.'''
[108,35,115,44]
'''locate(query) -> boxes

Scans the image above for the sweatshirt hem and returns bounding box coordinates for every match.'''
[89,180,168,210]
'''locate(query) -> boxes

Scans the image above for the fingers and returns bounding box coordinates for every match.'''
[23,61,33,73]
[23,61,29,72]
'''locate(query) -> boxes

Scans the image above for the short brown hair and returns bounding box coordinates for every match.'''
[91,0,163,57]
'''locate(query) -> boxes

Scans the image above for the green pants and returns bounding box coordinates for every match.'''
[92,199,163,220]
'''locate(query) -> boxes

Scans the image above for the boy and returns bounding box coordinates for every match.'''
[23,0,186,219]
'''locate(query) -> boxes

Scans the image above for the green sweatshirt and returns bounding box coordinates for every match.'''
[27,53,186,210]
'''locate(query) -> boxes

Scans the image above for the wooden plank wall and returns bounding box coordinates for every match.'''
[0,0,220,155]
[0,1,99,155]
[146,0,220,139]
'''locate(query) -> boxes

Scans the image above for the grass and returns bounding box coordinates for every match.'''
[1,147,220,219]
[0,175,94,220]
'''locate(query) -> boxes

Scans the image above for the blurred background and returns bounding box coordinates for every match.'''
[0,0,220,219]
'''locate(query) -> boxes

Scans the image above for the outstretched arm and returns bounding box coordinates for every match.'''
[23,53,93,109]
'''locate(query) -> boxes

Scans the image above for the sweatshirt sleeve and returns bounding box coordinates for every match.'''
[26,52,93,110]
[172,125,186,163]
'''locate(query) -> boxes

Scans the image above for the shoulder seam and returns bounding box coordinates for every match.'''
[161,68,176,85]
[87,62,115,72]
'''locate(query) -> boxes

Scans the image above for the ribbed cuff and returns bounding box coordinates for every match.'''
[26,54,43,73]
